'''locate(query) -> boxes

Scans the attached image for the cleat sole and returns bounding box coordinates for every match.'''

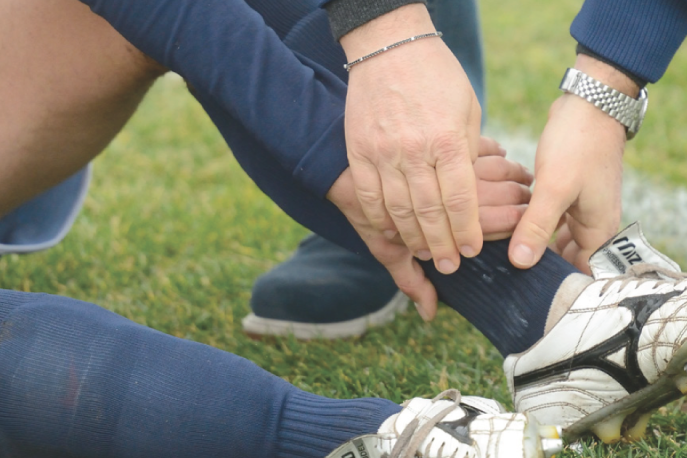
[538,425,562,440]
[564,342,687,442]
[590,410,629,444]
[623,411,652,442]
[522,415,563,458]
[674,372,687,394]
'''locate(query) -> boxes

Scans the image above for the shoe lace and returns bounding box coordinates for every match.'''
[386,389,466,458]
[599,263,687,296]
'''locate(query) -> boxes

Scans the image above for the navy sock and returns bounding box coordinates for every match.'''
[0,290,399,458]
[422,240,580,357]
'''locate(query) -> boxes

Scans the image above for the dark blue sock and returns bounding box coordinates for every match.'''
[422,240,580,357]
[0,290,399,458]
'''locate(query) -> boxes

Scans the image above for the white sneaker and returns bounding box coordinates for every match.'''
[505,222,687,444]
[325,390,562,458]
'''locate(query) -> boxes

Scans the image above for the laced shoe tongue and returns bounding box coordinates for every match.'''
[588,222,681,279]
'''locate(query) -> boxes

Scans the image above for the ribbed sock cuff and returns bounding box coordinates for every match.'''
[277,390,401,458]
[0,289,34,325]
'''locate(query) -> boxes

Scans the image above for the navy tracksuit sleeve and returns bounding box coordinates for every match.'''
[80,0,349,198]
[572,0,687,83]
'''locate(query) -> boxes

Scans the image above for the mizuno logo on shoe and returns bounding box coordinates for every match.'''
[613,237,644,265]
[513,291,681,394]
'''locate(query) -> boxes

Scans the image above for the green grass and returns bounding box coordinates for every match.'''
[1,2,687,456]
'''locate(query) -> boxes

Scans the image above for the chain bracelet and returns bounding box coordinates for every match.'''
[343,32,443,72]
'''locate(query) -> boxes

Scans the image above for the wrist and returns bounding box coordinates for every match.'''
[557,93,628,139]
[339,4,435,61]
[573,54,640,98]
[562,55,648,139]
[575,44,647,89]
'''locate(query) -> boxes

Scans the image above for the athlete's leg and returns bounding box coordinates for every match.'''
[0,289,399,457]
[0,0,165,217]
[0,289,559,458]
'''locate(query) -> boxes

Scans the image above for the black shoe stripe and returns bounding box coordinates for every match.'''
[437,415,479,445]
[514,291,682,394]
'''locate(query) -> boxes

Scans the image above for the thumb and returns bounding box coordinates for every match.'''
[508,186,570,269]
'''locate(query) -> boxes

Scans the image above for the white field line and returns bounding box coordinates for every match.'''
[489,128,687,264]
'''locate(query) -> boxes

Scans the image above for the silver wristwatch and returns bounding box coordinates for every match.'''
[559,68,648,140]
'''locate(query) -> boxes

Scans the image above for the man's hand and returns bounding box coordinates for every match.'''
[509,55,636,273]
[474,137,532,240]
[328,136,532,320]
[340,4,483,276]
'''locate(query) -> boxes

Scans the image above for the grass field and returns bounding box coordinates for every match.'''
[2,1,687,456]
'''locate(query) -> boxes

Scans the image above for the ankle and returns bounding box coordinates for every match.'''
[544,273,594,334]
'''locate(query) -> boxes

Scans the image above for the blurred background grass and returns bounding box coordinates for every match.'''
[483,0,687,184]
[1,0,686,456]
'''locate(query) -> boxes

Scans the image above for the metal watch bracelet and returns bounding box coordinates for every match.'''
[559,68,648,140]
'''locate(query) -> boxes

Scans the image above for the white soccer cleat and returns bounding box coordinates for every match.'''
[505,222,687,444]
[325,390,562,458]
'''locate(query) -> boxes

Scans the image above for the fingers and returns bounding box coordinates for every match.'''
[359,230,440,320]
[433,140,483,259]
[509,180,572,269]
[327,169,439,320]
[471,144,533,242]
[382,164,433,260]
[349,157,398,238]
[476,180,531,207]
[556,237,591,274]
[365,237,439,320]
[379,250,438,320]
[473,156,534,186]
[478,136,507,157]
[401,161,463,270]
[565,217,618,273]
[352,140,483,275]
[480,204,528,240]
